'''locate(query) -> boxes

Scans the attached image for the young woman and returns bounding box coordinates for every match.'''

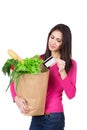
[10,23,77,130]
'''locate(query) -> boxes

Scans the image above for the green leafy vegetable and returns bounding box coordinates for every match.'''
[2,59,18,76]
[2,55,44,91]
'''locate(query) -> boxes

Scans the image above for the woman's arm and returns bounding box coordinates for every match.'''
[10,82,29,114]
[10,82,17,102]
[61,60,77,99]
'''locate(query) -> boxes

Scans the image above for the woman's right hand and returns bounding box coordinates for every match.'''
[14,96,29,114]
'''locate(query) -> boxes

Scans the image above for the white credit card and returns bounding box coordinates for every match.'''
[44,56,55,68]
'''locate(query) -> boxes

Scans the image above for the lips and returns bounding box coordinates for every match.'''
[49,44,56,49]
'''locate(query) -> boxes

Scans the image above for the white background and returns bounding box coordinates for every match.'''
[0,0,87,130]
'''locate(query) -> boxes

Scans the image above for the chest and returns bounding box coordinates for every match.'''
[47,65,63,93]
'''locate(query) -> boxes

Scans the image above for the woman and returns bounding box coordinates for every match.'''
[10,23,77,130]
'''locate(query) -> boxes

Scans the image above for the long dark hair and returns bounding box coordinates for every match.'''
[44,23,72,73]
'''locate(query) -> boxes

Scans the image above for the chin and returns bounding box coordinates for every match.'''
[49,47,58,52]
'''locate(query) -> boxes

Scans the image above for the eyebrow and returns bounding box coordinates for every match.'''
[51,34,62,41]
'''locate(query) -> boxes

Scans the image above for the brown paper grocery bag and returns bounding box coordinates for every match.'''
[14,70,49,116]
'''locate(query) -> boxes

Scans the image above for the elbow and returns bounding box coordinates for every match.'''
[67,91,76,99]
[68,93,76,99]
[66,88,76,99]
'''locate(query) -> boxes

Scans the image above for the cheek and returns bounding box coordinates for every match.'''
[48,39,52,44]
[56,42,62,48]
[57,44,62,50]
[54,44,62,51]
[48,40,51,47]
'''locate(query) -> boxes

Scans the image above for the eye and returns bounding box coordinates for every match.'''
[50,35,54,39]
[56,38,62,43]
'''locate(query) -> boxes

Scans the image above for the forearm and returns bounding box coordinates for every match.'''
[62,76,76,99]
[10,82,17,101]
[61,60,77,99]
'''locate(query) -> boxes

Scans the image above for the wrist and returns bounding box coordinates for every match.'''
[14,96,17,102]
[59,69,67,79]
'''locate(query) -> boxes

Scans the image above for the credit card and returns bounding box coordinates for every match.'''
[43,56,55,68]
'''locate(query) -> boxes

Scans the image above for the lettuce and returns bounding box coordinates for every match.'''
[2,55,43,91]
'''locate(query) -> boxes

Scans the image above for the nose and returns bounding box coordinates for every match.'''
[51,39,56,45]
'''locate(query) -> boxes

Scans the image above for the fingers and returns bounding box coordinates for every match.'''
[50,58,66,68]
[15,96,34,115]
[55,59,66,65]
[20,103,29,114]
[15,97,29,114]
[20,99,29,114]
[55,59,66,73]
[21,106,29,114]
[22,98,28,105]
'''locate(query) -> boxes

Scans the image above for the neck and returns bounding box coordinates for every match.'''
[51,51,61,59]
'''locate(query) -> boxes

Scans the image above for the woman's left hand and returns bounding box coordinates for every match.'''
[55,59,67,79]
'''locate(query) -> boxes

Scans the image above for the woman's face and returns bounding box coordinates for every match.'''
[48,30,63,52]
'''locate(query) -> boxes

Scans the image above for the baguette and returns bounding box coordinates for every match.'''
[7,49,23,62]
